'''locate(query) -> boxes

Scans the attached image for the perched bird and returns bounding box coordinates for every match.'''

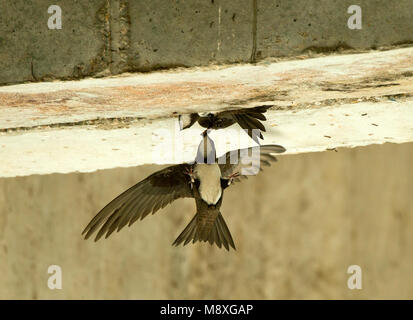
[179,105,272,144]
[82,131,285,250]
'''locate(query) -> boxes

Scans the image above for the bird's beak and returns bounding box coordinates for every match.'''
[201,129,211,137]
[178,115,184,131]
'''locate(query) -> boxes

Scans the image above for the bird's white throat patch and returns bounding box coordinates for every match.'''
[194,163,222,205]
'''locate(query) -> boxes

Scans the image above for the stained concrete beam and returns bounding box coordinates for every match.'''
[0,47,412,177]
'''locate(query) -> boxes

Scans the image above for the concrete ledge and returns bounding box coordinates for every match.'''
[0,47,413,177]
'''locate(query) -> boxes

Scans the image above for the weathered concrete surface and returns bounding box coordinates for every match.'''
[0,142,412,299]
[1,102,413,178]
[2,47,412,129]
[0,48,412,177]
[0,0,110,85]
[2,0,413,85]
[257,0,413,59]
[128,0,253,70]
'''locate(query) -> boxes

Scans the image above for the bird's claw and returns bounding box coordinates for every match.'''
[184,167,195,189]
[226,172,240,186]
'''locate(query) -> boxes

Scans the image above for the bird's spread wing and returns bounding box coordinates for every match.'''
[82,164,193,241]
[218,144,286,181]
[179,113,200,130]
[218,105,271,143]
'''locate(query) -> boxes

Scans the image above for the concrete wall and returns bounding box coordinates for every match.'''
[1,0,413,85]
[1,141,412,299]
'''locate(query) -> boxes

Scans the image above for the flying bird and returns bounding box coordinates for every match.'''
[82,131,285,250]
[179,105,272,144]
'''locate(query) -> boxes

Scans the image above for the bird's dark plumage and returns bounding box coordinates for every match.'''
[82,164,193,241]
[172,190,236,250]
[179,105,272,143]
[82,134,285,250]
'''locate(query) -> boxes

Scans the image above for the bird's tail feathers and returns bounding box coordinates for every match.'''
[172,212,236,251]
